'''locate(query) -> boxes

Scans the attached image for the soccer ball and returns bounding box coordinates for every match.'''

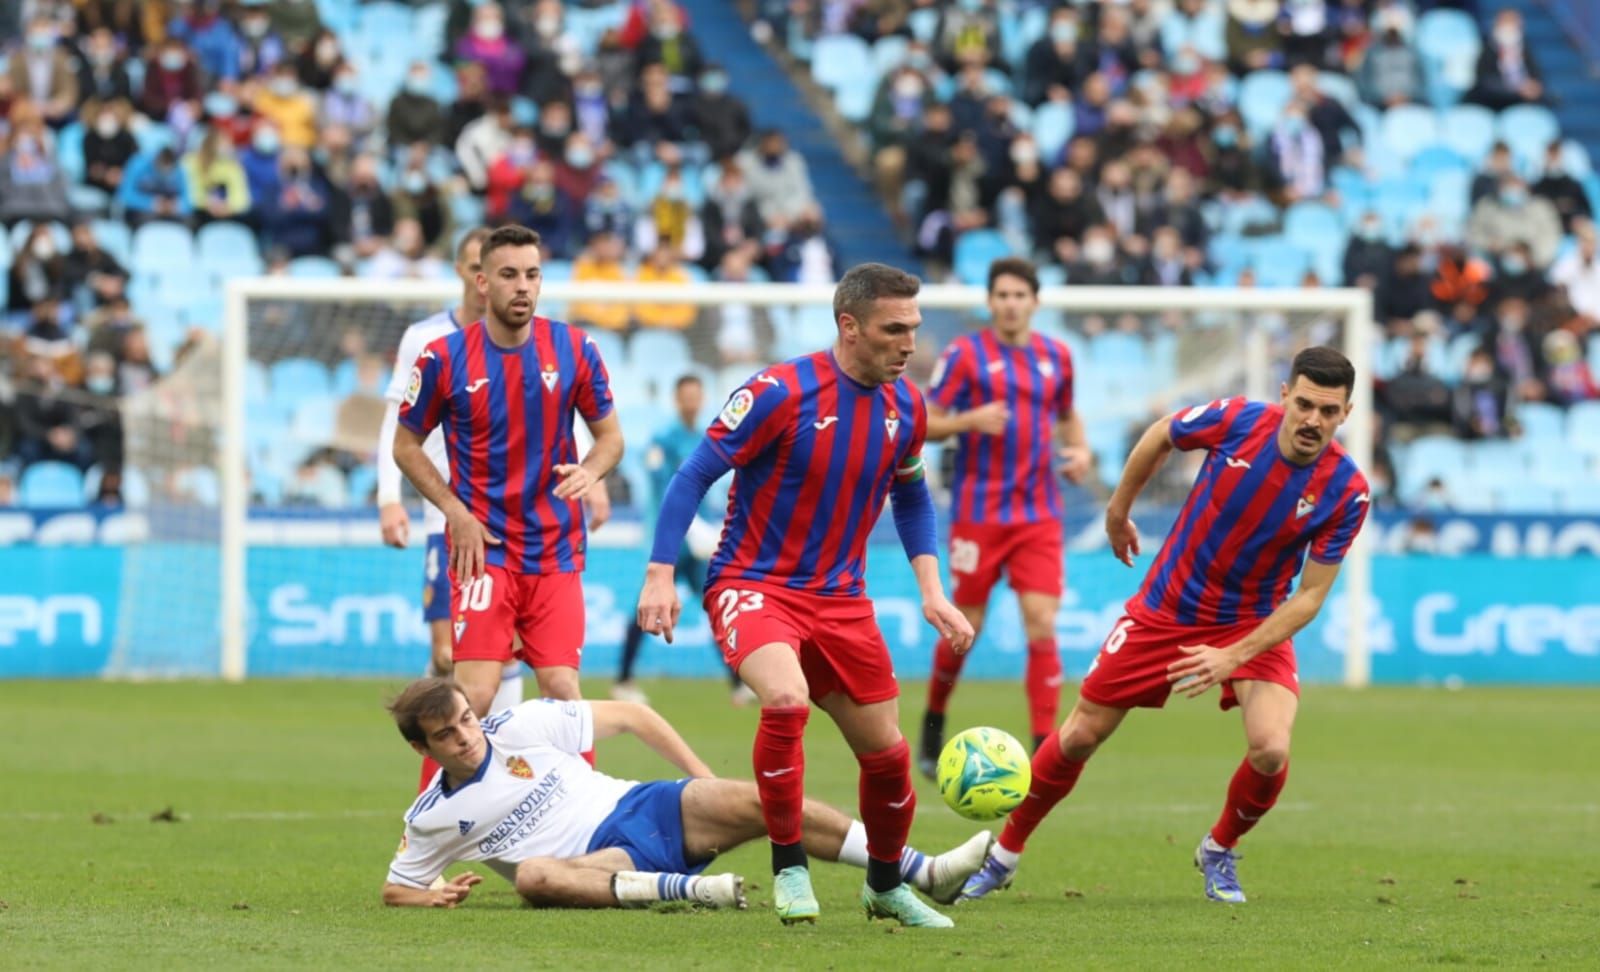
[936,727,1032,822]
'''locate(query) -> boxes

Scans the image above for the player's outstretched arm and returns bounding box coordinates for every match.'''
[395,424,499,579]
[1104,415,1176,566]
[590,701,716,778]
[1167,560,1342,698]
[382,873,483,908]
[375,400,411,547]
[639,439,732,642]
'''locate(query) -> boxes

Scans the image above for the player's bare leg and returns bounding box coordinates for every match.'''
[817,692,953,928]
[533,664,581,700]
[1196,679,1297,903]
[919,602,987,779]
[962,697,1129,901]
[515,850,745,910]
[1018,591,1065,753]
[736,643,818,924]
[678,778,991,903]
[452,659,504,717]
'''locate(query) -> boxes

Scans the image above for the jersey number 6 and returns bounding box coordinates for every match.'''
[1102,618,1135,655]
[716,589,765,628]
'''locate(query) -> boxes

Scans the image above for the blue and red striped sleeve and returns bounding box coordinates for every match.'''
[397,338,448,436]
[705,376,791,467]
[1309,474,1372,565]
[928,340,971,411]
[574,331,615,422]
[1168,397,1245,451]
[1053,340,1074,417]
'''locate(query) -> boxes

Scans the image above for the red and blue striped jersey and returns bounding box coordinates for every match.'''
[929,329,1075,524]
[1129,398,1371,626]
[398,317,613,573]
[704,350,929,597]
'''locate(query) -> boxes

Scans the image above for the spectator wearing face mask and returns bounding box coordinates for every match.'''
[1357,9,1422,107]
[455,98,516,193]
[611,61,689,151]
[1468,8,1543,110]
[321,63,377,139]
[1488,296,1542,402]
[0,116,71,225]
[637,4,703,91]
[1267,100,1325,202]
[736,129,817,223]
[869,66,934,203]
[202,90,254,148]
[237,6,288,79]
[362,217,448,281]
[182,127,252,225]
[1543,329,1600,407]
[1488,242,1550,307]
[1532,141,1593,233]
[388,62,446,147]
[141,40,203,121]
[455,3,526,98]
[254,63,318,148]
[330,154,396,262]
[14,353,94,472]
[687,64,750,160]
[6,225,70,315]
[554,133,602,203]
[620,0,691,50]
[76,27,135,104]
[1342,211,1393,290]
[1467,174,1561,268]
[390,163,451,250]
[241,122,284,222]
[295,28,344,91]
[583,175,634,239]
[8,17,79,127]
[261,147,332,256]
[633,165,705,261]
[484,126,539,221]
[64,222,129,308]
[268,0,327,54]
[1023,7,1088,106]
[935,0,1001,71]
[167,0,243,83]
[508,161,583,259]
[78,351,125,473]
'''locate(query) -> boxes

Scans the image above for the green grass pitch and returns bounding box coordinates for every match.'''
[2,680,1596,968]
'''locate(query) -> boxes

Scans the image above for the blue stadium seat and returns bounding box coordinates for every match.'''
[1315,71,1360,110]
[1494,481,1560,513]
[1380,105,1440,161]
[810,34,871,90]
[907,8,940,44]
[133,122,174,155]
[175,466,221,507]
[1410,145,1469,180]
[1497,105,1560,166]
[1253,246,1311,288]
[1000,4,1049,70]
[1558,481,1600,513]
[20,462,85,508]
[290,395,341,446]
[271,357,334,399]
[582,328,626,370]
[1567,401,1600,450]
[835,75,876,123]
[871,35,910,79]
[1400,435,1468,499]
[197,221,264,278]
[1416,9,1480,104]
[1557,139,1592,178]
[132,221,195,272]
[287,256,342,279]
[1516,402,1565,441]
[246,360,271,405]
[57,122,86,183]
[91,219,132,266]
[68,184,111,216]
[10,220,71,254]
[1219,197,1279,237]
[347,464,378,506]
[1425,168,1474,223]
[1088,333,1147,374]
[413,2,448,50]
[1440,104,1496,163]
[1030,102,1075,160]
[1283,202,1342,249]
[953,230,1012,286]
[1239,71,1291,139]
[628,330,691,373]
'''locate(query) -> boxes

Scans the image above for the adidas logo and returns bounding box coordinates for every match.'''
[458,819,475,836]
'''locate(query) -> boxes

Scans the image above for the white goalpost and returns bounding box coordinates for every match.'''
[205,279,1373,686]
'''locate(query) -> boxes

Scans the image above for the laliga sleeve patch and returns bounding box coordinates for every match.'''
[404,366,423,406]
[718,388,755,430]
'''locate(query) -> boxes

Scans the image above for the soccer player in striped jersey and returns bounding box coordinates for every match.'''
[637,264,976,928]
[916,257,1091,776]
[960,347,1371,905]
[395,225,623,734]
[381,678,993,911]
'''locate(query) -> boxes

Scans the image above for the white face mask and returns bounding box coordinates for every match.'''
[1084,239,1114,264]
[32,239,56,259]
[475,19,504,40]
[95,115,119,138]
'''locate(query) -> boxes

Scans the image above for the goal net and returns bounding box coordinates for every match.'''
[109,279,1374,684]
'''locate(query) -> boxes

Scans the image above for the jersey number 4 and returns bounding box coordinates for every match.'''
[715,589,765,628]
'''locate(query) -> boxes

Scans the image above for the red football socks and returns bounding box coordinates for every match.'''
[418,756,441,793]
[753,706,809,846]
[1024,638,1063,740]
[997,737,1086,854]
[1210,758,1289,848]
[858,739,916,892]
[925,637,967,715]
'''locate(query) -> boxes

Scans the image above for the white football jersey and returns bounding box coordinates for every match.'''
[383,309,462,534]
[386,700,638,888]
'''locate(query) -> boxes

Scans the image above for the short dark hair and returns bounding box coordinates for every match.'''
[456,226,492,263]
[674,373,702,392]
[987,257,1039,296]
[1288,346,1356,397]
[386,677,469,745]
[479,224,543,268]
[833,262,921,326]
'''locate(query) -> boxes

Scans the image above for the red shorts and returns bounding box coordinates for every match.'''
[948,520,1064,606]
[704,581,898,705]
[1079,613,1298,711]
[450,565,584,670]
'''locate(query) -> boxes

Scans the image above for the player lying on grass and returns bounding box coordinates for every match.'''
[381,677,993,913]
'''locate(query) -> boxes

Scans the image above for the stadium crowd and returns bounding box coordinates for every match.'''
[0,0,1597,512]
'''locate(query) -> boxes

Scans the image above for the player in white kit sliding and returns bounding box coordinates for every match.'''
[381,677,993,912]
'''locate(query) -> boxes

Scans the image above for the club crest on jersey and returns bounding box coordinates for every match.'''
[405,366,422,406]
[454,617,465,639]
[506,756,533,780]
[541,363,559,393]
[1296,493,1316,519]
[885,410,900,441]
[718,389,755,430]
[1039,361,1055,377]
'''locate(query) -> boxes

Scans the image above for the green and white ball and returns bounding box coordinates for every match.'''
[937,727,1032,822]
